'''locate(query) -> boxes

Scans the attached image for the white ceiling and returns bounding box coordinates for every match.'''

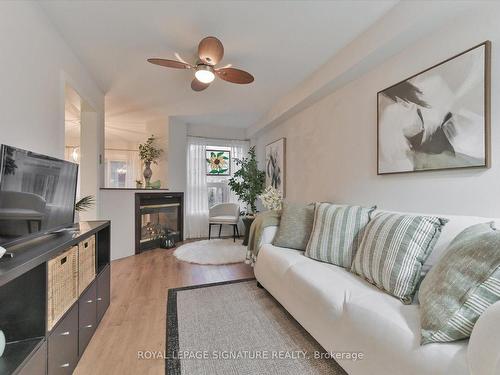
[40,0,397,131]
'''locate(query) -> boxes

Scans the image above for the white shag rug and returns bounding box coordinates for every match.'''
[173,239,246,265]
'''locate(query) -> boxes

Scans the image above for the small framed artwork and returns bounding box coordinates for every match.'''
[206,149,230,176]
[265,138,286,196]
[377,41,491,175]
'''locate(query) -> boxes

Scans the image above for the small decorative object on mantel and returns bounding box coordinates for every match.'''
[139,135,164,186]
[149,180,162,189]
[206,149,230,175]
[378,41,491,174]
[0,329,5,357]
[265,138,286,197]
[136,179,143,189]
[259,185,283,211]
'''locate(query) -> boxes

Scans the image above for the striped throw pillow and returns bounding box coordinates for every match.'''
[351,212,447,304]
[419,222,500,344]
[305,203,375,268]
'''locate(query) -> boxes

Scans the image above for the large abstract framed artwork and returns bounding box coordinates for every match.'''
[265,138,286,196]
[377,41,491,175]
[206,149,230,176]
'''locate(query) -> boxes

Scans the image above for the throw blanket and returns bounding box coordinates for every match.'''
[246,210,281,266]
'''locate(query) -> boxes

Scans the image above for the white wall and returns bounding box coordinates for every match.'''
[0,2,105,221]
[187,123,248,141]
[167,118,188,192]
[0,2,104,159]
[252,3,500,218]
[145,118,169,187]
[100,189,136,260]
[79,103,101,220]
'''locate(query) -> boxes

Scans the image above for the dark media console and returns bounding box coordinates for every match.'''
[0,221,111,375]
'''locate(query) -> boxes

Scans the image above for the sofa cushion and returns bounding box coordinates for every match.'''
[342,292,469,374]
[424,215,500,273]
[420,222,500,344]
[373,210,499,276]
[272,202,315,250]
[305,203,375,268]
[351,212,447,304]
[255,243,470,375]
[256,244,373,319]
[255,244,309,279]
[286,257,378,319]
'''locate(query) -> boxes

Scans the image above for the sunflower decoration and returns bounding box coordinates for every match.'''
[206,150,230,175]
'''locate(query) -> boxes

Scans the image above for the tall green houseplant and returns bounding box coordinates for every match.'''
[228,146,265,215]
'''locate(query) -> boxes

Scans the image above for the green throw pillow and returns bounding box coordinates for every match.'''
[419,222,500,344]
[351,212,447,304]
[305,203,375,268]
[272,202,315,251]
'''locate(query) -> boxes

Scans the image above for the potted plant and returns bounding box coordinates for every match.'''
[139,135,163,186]
[228,146,265,216]
[75,195,95,212]
[74,195,95,222]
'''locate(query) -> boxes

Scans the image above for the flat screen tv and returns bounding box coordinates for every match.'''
[0,145,78,247]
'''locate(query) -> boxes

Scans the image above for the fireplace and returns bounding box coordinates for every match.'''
[135,192,183,253]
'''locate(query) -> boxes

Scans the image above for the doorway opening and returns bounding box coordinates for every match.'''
[64,84,99,220]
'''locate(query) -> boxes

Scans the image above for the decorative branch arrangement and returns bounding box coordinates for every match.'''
[139,135,163,164]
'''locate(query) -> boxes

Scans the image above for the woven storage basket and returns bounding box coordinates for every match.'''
[47,246,78,331]
[78,235,96,295]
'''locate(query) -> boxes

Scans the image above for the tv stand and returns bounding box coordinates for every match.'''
[49,226,79,234]
[0,220,110,375]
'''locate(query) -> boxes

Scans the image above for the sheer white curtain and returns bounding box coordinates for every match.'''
[185,137,249,239]
[185,138,209,238]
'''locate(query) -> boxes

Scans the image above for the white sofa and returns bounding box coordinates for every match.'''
[254,210,500,375]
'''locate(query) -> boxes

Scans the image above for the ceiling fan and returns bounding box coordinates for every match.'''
[147,36,254,92]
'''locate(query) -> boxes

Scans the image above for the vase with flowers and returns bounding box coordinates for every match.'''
[139,135,163,187]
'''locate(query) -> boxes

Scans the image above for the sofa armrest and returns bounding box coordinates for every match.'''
[468,301,500,375]
[259,226,278,247]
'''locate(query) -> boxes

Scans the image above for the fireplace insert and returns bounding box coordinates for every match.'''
[134,192,183,253]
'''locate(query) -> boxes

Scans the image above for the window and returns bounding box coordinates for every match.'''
[207,177,231,207]
[104,149,141,188]
[206,146,232,207]
[185,137,248,238]
[108,161,127,188]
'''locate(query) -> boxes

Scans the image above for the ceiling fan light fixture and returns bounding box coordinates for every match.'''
[195,65,215,84]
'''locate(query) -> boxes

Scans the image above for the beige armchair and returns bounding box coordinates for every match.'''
[208,203,240,242]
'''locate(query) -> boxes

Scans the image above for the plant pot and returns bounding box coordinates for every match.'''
[242,216,256,246]
[143,161,153,185]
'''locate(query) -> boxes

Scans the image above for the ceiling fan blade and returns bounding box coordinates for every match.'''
[191,78,210,92]
[174,52,191,66]
[198,36,224,65]
[147,58,191,69]
[215,68,254,84]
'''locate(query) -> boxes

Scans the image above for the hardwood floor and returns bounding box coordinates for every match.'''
[74,244,254,375]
